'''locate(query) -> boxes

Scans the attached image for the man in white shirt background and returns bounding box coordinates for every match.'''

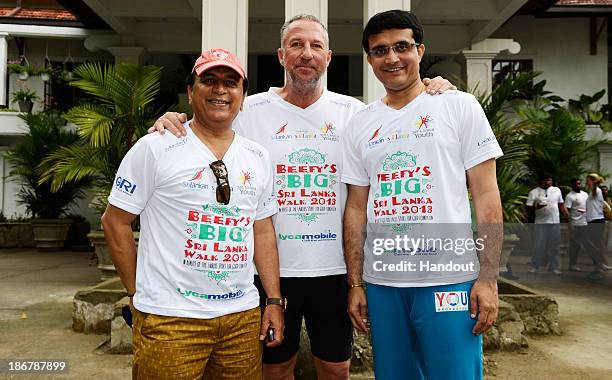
[565,178,594,272]
[526,173,569,275]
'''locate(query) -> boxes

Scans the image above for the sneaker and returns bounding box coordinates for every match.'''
[599,264,612,271]
[528,267,540,274]
[552,269,562,275]
[568,265,582,272]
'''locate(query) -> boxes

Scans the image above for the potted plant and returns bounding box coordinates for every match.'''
[8,63,29,80]
[40,63,163,277]
[4,112,90,250]
[35,67,54,82]
[11,88,39,113]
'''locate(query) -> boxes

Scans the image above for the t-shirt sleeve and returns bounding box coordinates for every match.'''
[459,94,504,170]
[526,189,536,206]
[556,189,564,204]
[255,150,277,220]
[565,194,573,209]
[108,138,157,215]
[341,116,370,186]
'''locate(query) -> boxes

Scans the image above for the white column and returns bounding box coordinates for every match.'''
[461,38,520,97]
[202,0,249,71]
[107,46,147,65]
[285,0,328,27]
[597,144,612,176]
[0,33,9,107]
[462,51,497,96]
[363,0,411,103]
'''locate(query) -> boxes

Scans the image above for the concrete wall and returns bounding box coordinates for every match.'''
[492,16,608,101]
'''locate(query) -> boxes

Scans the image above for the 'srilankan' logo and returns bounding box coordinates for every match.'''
[369,126,383,141]
[275,123,288,135]
[188,168,206,182]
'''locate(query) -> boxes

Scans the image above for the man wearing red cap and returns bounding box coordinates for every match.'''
[102,48,284,379]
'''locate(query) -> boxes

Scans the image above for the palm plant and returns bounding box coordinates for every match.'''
[522,107,600,194]
[39,62,164,217]
[5,112,88,219]
[476,72,540,223]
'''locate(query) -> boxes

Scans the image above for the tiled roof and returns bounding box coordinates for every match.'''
[556,0,612,5]
[0,7,77,20]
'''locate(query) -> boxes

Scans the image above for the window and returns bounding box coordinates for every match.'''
[492,59,533,86]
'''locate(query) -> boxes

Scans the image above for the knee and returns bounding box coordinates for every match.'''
[315,359,351,380]
[263,358,297,380]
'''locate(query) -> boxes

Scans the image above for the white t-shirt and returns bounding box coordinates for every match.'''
[342,90,503,286]
[234,88,365,277]
[526,186,563,224]
[108,125,277,319]
[564,190,588,226]
[586,187,605,222]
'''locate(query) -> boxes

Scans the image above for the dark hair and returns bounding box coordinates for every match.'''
[538,172,553,181]
[185,71,249,94]
[362,10,423,53]
[570,178,581,186]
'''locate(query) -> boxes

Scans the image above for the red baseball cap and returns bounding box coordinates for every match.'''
[192,48,246,79]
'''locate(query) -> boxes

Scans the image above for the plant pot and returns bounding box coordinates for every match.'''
[30,218,73,251]
[41,73,51,82]
[65,220,91,250]
[18,101,33,113]
[88,230,140,281]
[18,72,29,81]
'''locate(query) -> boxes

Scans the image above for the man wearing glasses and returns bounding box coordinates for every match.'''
[101,48,284,379]
[151,14,454,379]
[342,10,503,379]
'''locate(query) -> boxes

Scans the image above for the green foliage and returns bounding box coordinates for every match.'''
[476,72,540,223]
[7,63,27,74]
[523,107,600,190]
[568,89,612,132]
[39,62,164,216]
[4,112,89,219]
[11,88,39,103]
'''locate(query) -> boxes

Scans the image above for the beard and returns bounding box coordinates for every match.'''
[287,68,321,92]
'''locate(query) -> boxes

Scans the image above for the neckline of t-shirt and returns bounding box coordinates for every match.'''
[267,87,329,113]
[377,91,427,112]
[185,120,240,162]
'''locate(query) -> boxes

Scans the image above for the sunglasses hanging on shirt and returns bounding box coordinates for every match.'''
[210,160,231,204]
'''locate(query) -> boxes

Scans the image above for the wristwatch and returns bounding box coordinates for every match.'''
[265,297,287,310]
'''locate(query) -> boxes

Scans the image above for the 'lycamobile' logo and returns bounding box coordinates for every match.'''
[177,288,245,300]
[278,231,337,242]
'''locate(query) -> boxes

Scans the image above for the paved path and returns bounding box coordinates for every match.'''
[0,248,131,379]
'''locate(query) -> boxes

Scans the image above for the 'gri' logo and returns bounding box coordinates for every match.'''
[115,177,137,194]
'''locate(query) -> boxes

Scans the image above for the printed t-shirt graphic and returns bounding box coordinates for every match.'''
[342,91,503,286]
[234,88,364,277]
[108,124,277,319]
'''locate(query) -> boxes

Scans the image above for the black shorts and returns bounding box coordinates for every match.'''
[254,274,353,364]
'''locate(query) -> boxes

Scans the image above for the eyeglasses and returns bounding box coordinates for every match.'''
[210,160,231,204]
[368,41,421,58]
